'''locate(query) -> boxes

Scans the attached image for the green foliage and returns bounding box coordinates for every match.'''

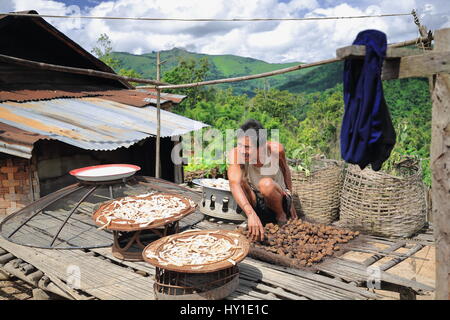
[91,33,121,70]
[184,156,228,178]
[290,144,316,175]
[294,85,344,160]
[251,88,300,120]
[162,58,213,113]
[91,33,143,87]
[117,68,142,87]
[381,78,432,185]
[278,62,344,94]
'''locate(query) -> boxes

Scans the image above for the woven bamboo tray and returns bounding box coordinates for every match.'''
[339,164,427,237]
[291,159,344,224]
[92,193,196,231]
[142,230,250,273]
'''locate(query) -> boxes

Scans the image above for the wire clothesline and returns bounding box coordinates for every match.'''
[1,11,413,22]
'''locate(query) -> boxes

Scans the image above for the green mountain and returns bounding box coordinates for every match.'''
[111,48,340,96]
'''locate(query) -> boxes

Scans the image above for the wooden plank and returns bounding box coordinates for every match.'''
[243,258,377,299]
[379,244,424,271]
[239,278,307,300]
[360,235,397,245]
[336,45,422,59]
[344,246,427,261]
[362,241,406,266]
[226,291,257,300]
[337,44,450,81]
[318,257,434,292]
[234,286,278,300]
[397,51,450,79]
[30,250,152,299]
[240,263,330,299]
[430,27,450,300]
[90,247,156,276]
[238,261,366,300]
[0,237,154,300]
[8,212,111,248]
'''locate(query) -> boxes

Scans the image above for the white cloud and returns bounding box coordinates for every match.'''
[2,0,449,63]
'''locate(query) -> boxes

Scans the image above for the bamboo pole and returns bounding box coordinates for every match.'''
[155,52,161,179]
[388,35,430,48]
[0,53,166,87]
[157,57,341,90]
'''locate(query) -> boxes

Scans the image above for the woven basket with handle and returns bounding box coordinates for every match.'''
[291,159,344,224]
[339,164,427,237]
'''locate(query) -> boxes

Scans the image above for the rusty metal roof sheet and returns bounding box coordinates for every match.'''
[0,97,207,158]
[98,89,175,107]
[137,88,186,104]
[0,90,101,103]
[0,89,186,107]
[0,123,49,158]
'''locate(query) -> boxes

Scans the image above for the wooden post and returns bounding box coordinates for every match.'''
[155,52,161,179]
[173,136,183,184]
[431,28,450,300]
[413,11,434,97]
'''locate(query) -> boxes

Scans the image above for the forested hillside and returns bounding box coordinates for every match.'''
[111,48,321,96]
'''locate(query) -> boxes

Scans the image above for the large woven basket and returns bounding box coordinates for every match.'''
[339,164,427,238]
[291,159,344,224]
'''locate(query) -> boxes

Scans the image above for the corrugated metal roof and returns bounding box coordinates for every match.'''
[0,97,208,158]
[0,89,186,107]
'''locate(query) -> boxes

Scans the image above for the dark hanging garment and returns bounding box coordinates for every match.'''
[340,29,396,171]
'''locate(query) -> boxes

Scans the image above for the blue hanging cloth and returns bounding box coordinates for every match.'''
[340,29,396,171]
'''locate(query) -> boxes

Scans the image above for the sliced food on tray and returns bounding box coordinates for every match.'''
[94,193,196,230]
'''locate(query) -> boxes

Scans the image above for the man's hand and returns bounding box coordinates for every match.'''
[283,189,297,220]
[276,212,288,226]
[290,205,298,219]
[247,212,265,242]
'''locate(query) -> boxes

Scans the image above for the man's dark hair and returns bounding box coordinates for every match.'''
[239,119,266,148]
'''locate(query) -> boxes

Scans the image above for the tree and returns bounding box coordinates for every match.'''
[91,33,121,70]
[162,58,213,112]
[91,33,143,86]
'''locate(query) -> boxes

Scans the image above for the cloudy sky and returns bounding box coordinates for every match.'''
[1,0,449,63]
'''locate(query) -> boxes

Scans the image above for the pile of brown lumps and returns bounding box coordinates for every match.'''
[249,218,360,266]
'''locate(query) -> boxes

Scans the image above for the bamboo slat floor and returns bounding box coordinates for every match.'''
[0,179,435,300]
[0,214,434,300]
[0,235,379,300]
